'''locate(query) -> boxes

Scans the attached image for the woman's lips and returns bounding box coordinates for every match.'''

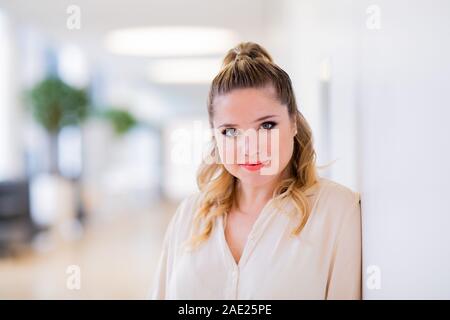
[238,161,269,172]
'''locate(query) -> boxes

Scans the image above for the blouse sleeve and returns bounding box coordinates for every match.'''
[148,197,188,300]
[326,195,362,300]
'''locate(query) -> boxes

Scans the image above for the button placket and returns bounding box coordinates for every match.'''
[230,267,239,299]
[220,199,278,299]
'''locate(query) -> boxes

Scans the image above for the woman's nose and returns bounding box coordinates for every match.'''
[237,131,259,160]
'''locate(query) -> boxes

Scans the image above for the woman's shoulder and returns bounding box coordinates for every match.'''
[305,178,361,235]
[315,177,360,209]
[173,191,203,218]
[169,191,204,230]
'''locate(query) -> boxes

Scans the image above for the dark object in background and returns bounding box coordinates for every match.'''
[0,180,38,256]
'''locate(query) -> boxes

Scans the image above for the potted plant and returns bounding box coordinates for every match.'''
[27,76,89,240]
[28,76,89,174]
[101,108,137,136]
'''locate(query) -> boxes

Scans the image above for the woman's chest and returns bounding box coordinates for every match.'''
[167,214,331,299]
[224,211,260,265]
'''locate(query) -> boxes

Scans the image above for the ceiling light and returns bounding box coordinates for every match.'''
[147,58,222,84]
[105,26,238,57]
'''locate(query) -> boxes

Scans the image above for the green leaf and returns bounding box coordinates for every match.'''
[27,76,90,133]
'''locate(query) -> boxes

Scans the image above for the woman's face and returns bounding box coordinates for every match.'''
[212,86,297,187]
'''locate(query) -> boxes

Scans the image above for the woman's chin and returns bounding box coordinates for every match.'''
[235,170,278,187]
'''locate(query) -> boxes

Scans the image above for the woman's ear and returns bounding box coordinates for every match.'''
[292,113,299,136]
[291,120,298,137]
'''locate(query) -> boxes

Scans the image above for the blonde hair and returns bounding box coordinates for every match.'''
[185,42,318,250]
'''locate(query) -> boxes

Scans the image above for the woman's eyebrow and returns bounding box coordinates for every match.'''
[253,114,279,123]
[217,115,279,128]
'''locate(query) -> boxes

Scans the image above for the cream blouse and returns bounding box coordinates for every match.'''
[150,177,362,300]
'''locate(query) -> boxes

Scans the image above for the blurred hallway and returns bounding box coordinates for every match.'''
[0,201,176,299]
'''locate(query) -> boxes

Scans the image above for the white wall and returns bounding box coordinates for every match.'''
[265,0,360,190]
[268,0,450,298]
[359,0,450,299]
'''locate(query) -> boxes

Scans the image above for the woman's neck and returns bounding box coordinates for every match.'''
[233,165,292,215]
[234,182,274,214]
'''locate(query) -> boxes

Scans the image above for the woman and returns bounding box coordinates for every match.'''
[150,42,362,300]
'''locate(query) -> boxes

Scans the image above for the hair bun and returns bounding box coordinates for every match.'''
[222,42,273,66]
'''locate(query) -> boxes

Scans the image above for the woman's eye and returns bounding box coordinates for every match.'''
[222,128,239,137]
[260,121,277,130]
